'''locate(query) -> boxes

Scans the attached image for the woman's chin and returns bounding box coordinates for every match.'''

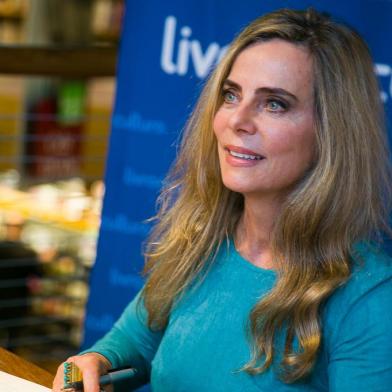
[221,178,262,195]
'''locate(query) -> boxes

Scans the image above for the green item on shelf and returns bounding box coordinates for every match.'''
[58,81,86,125]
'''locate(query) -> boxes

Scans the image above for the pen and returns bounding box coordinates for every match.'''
[62,367,137,391]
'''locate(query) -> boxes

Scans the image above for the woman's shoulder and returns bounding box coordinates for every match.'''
[319,242,392,380]
[346,241,392,294]
[330,242,391,300]
[323,241,392,333]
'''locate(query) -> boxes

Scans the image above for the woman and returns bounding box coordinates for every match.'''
[53,8,392,391]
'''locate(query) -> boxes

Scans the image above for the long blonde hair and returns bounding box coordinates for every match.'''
[142,8,392,382]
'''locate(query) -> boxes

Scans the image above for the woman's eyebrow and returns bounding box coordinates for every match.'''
[256,87,298,102]
[223,79,241,90]
[223,78,298,102]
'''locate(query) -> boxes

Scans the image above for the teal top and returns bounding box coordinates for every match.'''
[85,241,392,391]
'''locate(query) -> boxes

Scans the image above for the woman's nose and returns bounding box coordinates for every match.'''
[227,103,257,135]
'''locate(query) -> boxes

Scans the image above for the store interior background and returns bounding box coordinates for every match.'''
[0,0,123,372]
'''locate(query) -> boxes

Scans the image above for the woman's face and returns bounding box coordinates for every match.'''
[213,39,316,200]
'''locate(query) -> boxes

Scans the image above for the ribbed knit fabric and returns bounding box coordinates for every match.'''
[85,241,392,391]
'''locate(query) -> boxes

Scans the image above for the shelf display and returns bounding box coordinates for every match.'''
[0,177,104,368]
[0,0,122,373]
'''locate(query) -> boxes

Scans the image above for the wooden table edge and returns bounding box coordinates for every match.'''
[0,347,54,388]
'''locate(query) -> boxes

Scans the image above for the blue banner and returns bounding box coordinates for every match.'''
[83,0,392,349]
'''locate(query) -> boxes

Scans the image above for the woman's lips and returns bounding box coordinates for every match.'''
[224,145,265,167]
[225,145,265,159]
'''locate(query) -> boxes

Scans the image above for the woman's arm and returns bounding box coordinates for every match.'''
[83,290,163,376]
[52,290,164,391]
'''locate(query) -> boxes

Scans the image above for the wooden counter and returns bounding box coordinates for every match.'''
[0,347,53,388]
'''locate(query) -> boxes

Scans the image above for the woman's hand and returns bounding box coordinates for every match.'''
[52,352,112,392]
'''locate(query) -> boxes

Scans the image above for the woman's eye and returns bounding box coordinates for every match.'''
[223,90,238,104]
[266,99,287,112]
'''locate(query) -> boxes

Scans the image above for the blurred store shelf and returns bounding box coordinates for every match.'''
[0,45,117,77]
[0,0,123,373]
[0,185,100,233]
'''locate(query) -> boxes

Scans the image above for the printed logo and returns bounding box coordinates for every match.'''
[112,111,167,135]
[110,268,144,288]
[100,214,150,236]
[85,313,115,332]
[161,15,228,78]
[375,63,392,103]
[160,16,392,104]
[123,167,162,189]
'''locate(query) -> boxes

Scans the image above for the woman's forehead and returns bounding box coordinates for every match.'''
[228,39,314,102]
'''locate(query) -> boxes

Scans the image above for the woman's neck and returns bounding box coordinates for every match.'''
[234,193,284,269]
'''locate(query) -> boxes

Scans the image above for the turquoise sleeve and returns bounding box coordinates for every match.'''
[327,277,392,391]
[81,290,164,384]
